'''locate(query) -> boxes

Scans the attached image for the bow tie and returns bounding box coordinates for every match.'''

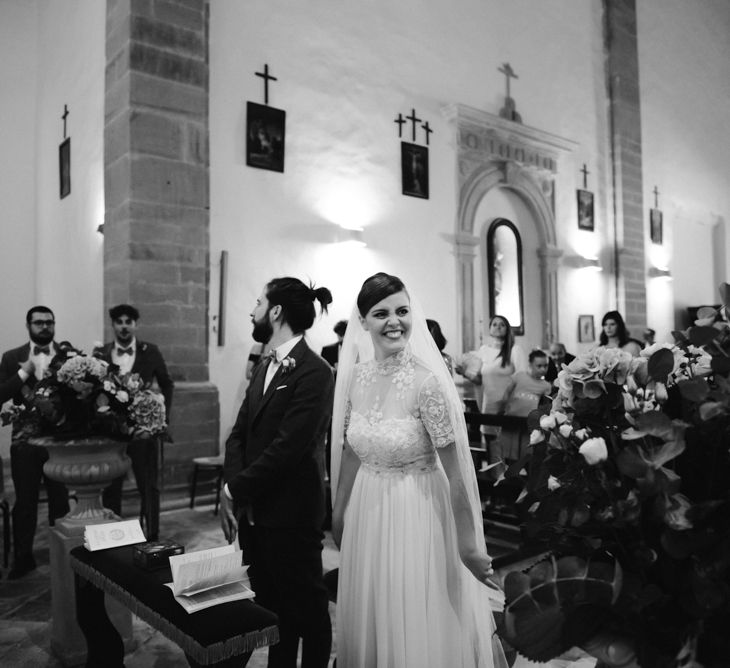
[117,346,134,356]
[266,350,279,363]
[33,345,51,356]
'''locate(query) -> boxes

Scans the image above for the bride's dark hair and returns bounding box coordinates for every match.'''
[357,273,407,317]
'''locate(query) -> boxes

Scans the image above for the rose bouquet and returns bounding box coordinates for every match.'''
[498,292,730,668]
[1,342,167,440]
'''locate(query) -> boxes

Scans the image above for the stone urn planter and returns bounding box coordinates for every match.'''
[32,435,131,536]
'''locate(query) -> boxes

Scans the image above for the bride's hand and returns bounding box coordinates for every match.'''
[461,550,494,584]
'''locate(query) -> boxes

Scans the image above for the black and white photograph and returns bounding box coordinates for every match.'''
[650,208,663,244]
[401,142,429,199]
[246,101,286,173]
[577,189,594,231]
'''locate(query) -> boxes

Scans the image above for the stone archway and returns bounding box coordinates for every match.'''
[444,104,576,351]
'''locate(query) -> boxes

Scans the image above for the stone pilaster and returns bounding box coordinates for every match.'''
[605,0,647,332]
[104,0,218,486]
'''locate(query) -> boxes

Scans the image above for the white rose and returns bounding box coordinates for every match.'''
[574,428,589,441]
[539,415,556,430]
[547,475,561,491]
[579,437,608,465]
[116,390,129,403]
[553,412,568,425]
[529,429,545,445]
[559,424,573,438]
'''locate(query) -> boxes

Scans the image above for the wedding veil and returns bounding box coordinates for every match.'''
[330,292,489,561]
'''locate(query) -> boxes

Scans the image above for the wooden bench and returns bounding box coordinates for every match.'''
[69,545,278,667]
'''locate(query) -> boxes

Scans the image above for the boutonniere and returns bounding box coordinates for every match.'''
[280,356,296,374]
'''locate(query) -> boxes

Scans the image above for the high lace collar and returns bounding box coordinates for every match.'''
[374,347,412,375]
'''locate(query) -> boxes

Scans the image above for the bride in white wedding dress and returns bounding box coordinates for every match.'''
[330,273,508,668]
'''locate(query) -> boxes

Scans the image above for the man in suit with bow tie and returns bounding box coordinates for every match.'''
[99,304,174,541]
[221,277,334,668]
[0,306,69,578]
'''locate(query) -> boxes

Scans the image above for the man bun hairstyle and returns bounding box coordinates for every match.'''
[109,303,140,321]
[265,277,332,334]
[357,272,407,317]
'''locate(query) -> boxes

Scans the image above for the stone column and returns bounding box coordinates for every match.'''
[537,245,563,347]
[104,0,219,487]
[453,232,480,352]
[605,0,647,333]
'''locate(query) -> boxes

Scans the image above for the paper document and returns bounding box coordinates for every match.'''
[84,519,146,551]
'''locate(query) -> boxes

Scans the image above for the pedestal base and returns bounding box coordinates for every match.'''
[48,527,135,666]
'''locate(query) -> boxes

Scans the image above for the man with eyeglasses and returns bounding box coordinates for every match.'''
[98,304,174,541]
[0,306,69,578]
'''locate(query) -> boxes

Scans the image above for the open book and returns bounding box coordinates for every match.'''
[165,544,255,613]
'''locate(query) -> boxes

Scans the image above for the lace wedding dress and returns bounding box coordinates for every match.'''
[336,348,504,668]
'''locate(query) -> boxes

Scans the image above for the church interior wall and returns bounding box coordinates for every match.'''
[1,0,729,454]
[637,0,730,336]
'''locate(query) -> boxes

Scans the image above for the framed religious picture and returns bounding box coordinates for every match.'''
[577,189,594,231]
[246,101,286,173]
[401,142,429,199]
[578,314,595,343]
[59,137,71,199]
[650,208,663,244]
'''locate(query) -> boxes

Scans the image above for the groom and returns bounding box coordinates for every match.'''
[221,277,334,668]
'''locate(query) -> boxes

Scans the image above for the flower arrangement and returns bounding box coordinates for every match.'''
[1,342,167,441]
[498,291,730,668]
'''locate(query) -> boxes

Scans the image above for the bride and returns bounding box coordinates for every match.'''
[331,273,508,668]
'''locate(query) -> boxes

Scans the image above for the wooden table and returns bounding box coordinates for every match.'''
[69,545,278,667]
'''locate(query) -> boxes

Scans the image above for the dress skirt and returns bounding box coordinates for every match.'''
[337,464,502,668]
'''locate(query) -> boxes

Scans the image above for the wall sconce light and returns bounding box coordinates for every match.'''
[648,266,672,280]
[563,254,602,271]
[335,226,366,247]
[96,223,105,234]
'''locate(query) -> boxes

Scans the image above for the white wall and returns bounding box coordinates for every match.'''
[638,0,730,333]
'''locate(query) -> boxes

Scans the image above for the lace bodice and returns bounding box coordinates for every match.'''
[345,349,455,474]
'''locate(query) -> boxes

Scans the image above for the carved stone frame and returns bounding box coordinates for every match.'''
[444,104,576,351]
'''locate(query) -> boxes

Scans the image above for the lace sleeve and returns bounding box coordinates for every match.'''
[418,373,456,448]
[343,399,352,447]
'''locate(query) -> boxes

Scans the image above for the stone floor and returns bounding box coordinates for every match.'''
[0,497,339,667]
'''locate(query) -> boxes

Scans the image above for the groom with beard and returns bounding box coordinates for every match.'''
[0,306,69,578]
[221,277,334,668]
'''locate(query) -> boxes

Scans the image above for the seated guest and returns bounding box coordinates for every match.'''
[499,349,552,464]
[545,341,575,384]
[321,319,347,371]
[100,304,173,541]
[0,306,69,578]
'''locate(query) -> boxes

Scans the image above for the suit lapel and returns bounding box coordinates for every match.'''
[252,339,309,423]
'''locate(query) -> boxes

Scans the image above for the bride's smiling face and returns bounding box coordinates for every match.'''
[360,291,412,360]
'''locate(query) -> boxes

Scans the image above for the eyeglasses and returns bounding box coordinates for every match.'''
[30,320,55,327]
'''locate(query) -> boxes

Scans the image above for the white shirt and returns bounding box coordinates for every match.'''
[263,335,302,393]
[112,338,137,375]
[22,340,54,382]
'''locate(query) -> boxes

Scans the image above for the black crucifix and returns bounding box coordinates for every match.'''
[498,63,518,100]
[61,104,70,138]
[394,113,406,138]
[406,108,422,143]
[653,185,660,209]
[421,121,433,146]
[255,64,277,105]
[581,163,590,189]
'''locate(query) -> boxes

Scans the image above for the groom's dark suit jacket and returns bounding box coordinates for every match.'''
[224,338,334,529]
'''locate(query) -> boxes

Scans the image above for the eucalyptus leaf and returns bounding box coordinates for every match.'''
[501,555,622,662]
[647,348,675,383]
[697,305,719,321]
[688,326,720,347]
[678,378,710,402]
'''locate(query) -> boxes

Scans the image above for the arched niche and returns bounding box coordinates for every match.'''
[443,104,577,351]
